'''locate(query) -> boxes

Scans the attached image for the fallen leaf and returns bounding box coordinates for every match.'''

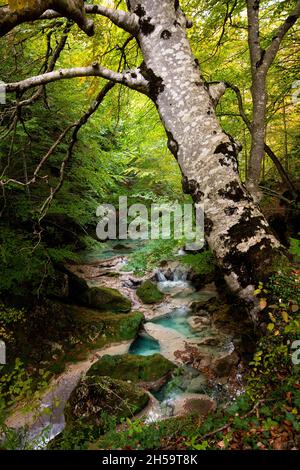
[281,311,289,323]
[260,298,268,310]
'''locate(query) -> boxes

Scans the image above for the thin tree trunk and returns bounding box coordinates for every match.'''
[243,126,248,180]
[282,98,289,172]
[247,72,267,197]
[129,0,283,307]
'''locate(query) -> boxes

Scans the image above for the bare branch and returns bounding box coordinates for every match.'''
[13,22,71,109]
[0,1,94,37]
[264,0,300,70]
[209,82,227,107]
[5,64,149,95]
[41,5,139,35]
[39,81,115,218]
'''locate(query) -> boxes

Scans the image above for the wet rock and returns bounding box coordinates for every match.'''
[197,336,220,346]
[187,315,210,332]
[137,280,164,304]
[170,285,196,297]
[211,351,239,377]
[199,355,212,369]
[173,393,216,417]
[186,375,208,393]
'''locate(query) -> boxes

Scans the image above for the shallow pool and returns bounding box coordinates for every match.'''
[153,307,196,338]
[129,335,160,356]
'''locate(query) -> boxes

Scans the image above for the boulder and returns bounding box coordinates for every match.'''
[196,336,220,347]
[173,393,216,417]
[186,374,208,393]
[211,350,239,377]
[187,315,210,332]
[65,375,149,428]
[137,280,164,304]
[66,268,131,313]
[89,286,131,313]
[87,353,176,390]
[67,270,90,305]
[143,322,187,363]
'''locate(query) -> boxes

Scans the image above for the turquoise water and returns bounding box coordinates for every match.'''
[153,308,195,338]
[129,336,160,356]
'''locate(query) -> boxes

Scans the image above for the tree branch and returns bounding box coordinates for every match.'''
[209,82,227,107]
[0,2,139,37]
[41,5,139,35]
[263,0,300,70]
[39,81,115,218]
[0,0,94,37]
[5,64,149,95]
[13,22,72,109]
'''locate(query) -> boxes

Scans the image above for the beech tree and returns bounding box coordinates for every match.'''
[1,0,290,310]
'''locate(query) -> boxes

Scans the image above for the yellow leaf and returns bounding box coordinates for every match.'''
[282,311,289,323]
[268,312,276,323]
[274,330,280,336]
[267,323,274,332]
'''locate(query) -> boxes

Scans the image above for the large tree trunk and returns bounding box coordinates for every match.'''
[129,0,283,304]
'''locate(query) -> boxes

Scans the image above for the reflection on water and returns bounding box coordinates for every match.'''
[153,307,194,338]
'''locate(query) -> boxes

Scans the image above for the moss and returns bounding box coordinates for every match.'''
[180,250,215,276]
[49,375,149,449]
[65,375,149,427]
[4,305,144,391]
[72,308,144,346]
[136,280,164,304]
[89,286,132,313]
[87,353,175,383]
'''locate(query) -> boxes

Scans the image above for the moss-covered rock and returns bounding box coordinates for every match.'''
[66,269,131,313]
[136,280,164,304]
[49,374,149,449]
[89,286,131,313]
[65,375,149,428]
[71,308,144,346]
[87,353,176,386]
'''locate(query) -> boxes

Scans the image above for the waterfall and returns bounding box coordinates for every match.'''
[156,267,189,283]
[173,267,188,282]
[156,270,167,282]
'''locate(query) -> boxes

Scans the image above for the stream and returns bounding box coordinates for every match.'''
[6,240,243,448]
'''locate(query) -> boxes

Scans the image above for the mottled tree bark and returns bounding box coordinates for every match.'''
[128,0,283,307]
